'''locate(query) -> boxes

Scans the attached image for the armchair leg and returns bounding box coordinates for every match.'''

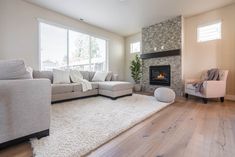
[220,97,224,103]
[203,98,208,104]
[185,93,189,99]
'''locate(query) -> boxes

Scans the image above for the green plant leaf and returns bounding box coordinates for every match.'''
[129,54,142,83]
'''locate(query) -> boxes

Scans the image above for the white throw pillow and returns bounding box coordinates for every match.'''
[92,71,108,82]
[70,69,83,83]
[53,69,70,84]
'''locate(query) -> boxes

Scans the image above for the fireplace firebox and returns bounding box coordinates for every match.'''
[149,65,171,86]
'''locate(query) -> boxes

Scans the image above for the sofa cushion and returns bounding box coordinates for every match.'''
[105,71,113,81]
[52,83,75,94]
[89,71,96,81]
[73,83,83,92]
[0,59,32,80]
[33,70,53,83]
[91,82,99,89]
[80,71,89,81]
[98,81,133,91]
[73,82,98,92]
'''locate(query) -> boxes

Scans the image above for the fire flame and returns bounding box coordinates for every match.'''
[153,72,166,80]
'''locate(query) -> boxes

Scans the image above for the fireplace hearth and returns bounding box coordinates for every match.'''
[149,65,171,86]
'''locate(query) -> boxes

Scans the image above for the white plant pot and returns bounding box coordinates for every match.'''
[134,84,141,92]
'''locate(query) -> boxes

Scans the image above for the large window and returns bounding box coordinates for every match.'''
[40,23,67,70]
[39,22,107,71]
[197,21,221,42]
[69,30,90,70]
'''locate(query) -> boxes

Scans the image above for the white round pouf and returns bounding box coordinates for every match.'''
[154,87,176,103]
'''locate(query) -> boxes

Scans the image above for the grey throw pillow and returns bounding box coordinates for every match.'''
[105,71,113,81]
[80,71,90,81]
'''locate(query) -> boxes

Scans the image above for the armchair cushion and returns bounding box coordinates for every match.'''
[185,83,196,90]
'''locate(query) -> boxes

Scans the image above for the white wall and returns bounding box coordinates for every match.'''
[0,0,125,80]
[183,4,235,97]
[124,33,141,83]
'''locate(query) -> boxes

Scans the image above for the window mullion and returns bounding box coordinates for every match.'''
[89,36,92,71]
[67,30,69,69]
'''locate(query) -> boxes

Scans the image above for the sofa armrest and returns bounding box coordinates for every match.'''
[111,74,119,81]
[0,79,51,143]
[185,79,201,84]
[203,80,226,98]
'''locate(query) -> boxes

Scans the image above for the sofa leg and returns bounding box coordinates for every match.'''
[36,129,50,139]
[220,97,224,103]
[203,98,208,104]
[0,129,50,150]
[111,97,117,100]
[185,93,189,99]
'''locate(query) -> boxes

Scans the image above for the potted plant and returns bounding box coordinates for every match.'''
[130,54,142,92]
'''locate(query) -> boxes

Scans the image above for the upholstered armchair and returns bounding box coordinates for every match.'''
[184,70,228,104]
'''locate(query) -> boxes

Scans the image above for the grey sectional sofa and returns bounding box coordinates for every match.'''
[33,70,133,102]
[0,59,133,149]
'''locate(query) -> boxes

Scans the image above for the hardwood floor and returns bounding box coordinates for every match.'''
[0,97,235,157]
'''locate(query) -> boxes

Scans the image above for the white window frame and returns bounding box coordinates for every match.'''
[37,18,109,71]
[130,41,141,53]
[197,20,222,43]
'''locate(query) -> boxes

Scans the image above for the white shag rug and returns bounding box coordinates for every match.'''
[31,94,173,157]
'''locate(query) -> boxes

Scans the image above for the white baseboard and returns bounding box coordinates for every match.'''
[225,95,235,101]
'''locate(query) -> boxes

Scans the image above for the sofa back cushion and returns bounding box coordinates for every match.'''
[106,71,113,81]
[33,70,53,83]
[89,71,96,81]
[0,59,32,80]
[80,71,90,81]
[33,70,118,83]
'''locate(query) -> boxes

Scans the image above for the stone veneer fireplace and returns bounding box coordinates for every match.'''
[141,16,183,96]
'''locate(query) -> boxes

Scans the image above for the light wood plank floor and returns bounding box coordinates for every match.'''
[0,97,235,157]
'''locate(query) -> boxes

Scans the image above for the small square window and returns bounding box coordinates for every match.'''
[197,21,221,42]
[130,42,140,53]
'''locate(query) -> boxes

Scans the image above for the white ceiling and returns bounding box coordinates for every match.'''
[26,0,235,36]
